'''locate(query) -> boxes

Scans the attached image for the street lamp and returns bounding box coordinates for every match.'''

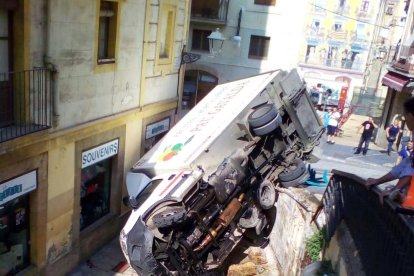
[207,28,226,57]
[377,46,388,60]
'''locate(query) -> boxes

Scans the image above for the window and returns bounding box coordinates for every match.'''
[360,0,369,12]
[191,29,210,52]
[159,10,174,59]
[157,2,176,64]
[0,196,30,274]
[97,0,118,64]
[310,20,320,36]
[248,35,270,60]
[80,159,112,230]
[386,4,394,15]
[254,0,276,5]
[334,23,342,31]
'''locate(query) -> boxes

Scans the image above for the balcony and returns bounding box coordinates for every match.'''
[190,0,229,25]
[301,55,366,72]
[0,68,53,143]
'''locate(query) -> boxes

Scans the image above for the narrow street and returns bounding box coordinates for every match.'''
[69,113,397,276]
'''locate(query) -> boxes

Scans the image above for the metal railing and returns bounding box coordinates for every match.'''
[0,68,53,142]
[301,57,366,71]
[190,0,229,23]
[322,170,414,276]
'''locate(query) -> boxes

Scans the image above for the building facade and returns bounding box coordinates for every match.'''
[379,0,414,148]
[298,0,385,111]
[0,0,190,274]
[180,0,308,116]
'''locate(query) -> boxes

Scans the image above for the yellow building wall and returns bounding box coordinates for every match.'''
[46,144,75,264]
[301,0,378,66]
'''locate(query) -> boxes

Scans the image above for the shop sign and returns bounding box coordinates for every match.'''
[82,139,119,168]
[0,170,37,205]
[145,118,170,140]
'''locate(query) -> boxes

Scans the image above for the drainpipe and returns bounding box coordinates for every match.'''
[44,0,59,127]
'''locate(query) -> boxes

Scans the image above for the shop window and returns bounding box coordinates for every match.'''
[0,196,30,274]
[254,0,276,5]
[191,29,210,52]
[97,0,118,64]
[80,159,112,230]
[248,35,270,60]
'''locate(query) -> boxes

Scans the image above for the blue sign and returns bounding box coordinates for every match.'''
[0,170,37,205]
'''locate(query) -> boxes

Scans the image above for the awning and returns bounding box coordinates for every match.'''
[382,72,409,92]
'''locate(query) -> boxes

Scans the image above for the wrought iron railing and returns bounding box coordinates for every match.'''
[322,170,414,276]
[0,68,53,142]
[191,0,229,23]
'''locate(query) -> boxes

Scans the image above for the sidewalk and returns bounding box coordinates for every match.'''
[68,238,136,276]
[324,113,397,168]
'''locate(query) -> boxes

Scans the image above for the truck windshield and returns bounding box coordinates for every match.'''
[133,179,163,209]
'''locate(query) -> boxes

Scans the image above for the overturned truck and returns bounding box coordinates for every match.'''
[120,70,324,275]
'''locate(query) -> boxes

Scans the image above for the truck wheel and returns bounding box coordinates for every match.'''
[152,207,186,228]
[248,104,278,128]
[279,159,307,183]
[279,171,310,188]
[251,114,281,136]
[257,181,276,210]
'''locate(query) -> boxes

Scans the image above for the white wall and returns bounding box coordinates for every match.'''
[188,0,308,82]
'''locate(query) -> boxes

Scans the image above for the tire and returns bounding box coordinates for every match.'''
[243,206,276,240]
[278,159,307,182]
[252,114,281,136]
[257,181,276,210]
[279,171,310,188]
[248,104,278,128]
[152,206,186,228]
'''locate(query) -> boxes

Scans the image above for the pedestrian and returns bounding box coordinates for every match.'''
[354,117,378,155]
[315,106,329,128]
[366,98,414,207]
[396,140,413,165]
[385,118,402,155]
[326,107,340,144]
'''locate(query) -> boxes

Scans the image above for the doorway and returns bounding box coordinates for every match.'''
[181,70,218,114]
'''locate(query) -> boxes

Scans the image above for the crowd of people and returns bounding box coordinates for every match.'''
[315,98,414,210]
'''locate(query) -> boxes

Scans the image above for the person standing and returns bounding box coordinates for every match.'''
[366,98,414,207]
[327,108,341,144]
[354,117,378,155]
[396,140,413,165]
[386,119,402,155]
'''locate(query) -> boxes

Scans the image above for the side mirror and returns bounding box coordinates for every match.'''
[123,196,138,209]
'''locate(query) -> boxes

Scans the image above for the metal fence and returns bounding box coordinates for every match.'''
[323,170,414,276]
[0,68,53,142]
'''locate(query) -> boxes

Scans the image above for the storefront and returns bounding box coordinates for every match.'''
[0,170,37,275]
[141,112,175,155]
[80,139,119,231]
[377,69,414,148]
